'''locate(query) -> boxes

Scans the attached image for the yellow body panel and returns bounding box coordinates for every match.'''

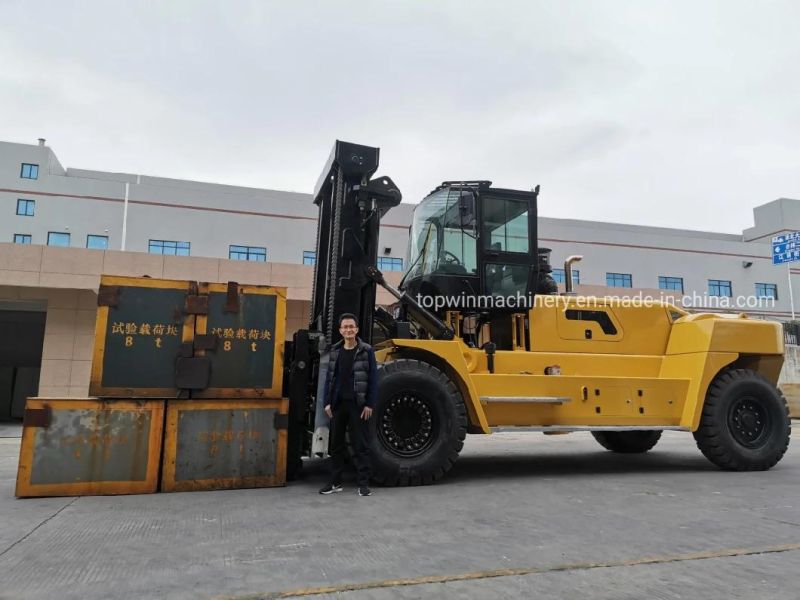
[376,339,491,433]
[379,297,783,434]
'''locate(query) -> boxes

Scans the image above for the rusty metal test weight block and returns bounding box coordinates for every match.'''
[192,282,286,399]
[16,398,164,497]
[160,399,288,492]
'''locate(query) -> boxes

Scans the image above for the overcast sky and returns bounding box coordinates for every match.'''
[2,1,798,234]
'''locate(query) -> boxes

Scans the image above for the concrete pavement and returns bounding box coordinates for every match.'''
[0,425,798,599]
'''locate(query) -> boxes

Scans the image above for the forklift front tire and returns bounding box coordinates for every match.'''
[371,359,467,486]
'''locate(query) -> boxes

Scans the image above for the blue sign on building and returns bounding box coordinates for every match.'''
[772,232,800,265]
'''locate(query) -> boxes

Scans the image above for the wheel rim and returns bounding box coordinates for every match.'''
[378,391,436,458]
[727,395,770,448]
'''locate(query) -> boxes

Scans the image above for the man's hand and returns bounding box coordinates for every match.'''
[325,404,332,418]
[361,406,373,420]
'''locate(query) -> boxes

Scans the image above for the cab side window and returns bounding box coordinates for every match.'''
[484,197,529,253]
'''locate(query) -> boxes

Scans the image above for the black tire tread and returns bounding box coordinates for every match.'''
[693,368,791,471]
[372,359,467,487]
[591,430,662,453]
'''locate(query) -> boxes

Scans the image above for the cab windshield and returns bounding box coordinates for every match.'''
[406,188,478,280]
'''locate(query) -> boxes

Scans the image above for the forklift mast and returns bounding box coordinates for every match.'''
[309,140,402,346]
[285,141,401,468]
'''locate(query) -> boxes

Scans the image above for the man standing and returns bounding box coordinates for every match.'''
[319,313,378,497]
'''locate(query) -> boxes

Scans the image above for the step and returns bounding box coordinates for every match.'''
[480,396,571,404]
[490,425,689,433]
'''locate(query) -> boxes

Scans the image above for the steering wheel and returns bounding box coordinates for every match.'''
[441,250,461,265]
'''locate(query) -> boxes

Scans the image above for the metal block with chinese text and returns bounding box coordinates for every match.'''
[193,283,286,398]
[90,276,195,397]
[161,399,288,492]
[16,398,164,497]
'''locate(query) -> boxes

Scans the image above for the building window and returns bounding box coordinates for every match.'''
[13,234,31,244]
[20,163,39,179]
[755,283,778,299]
[551,268,580,285]
[149,240,190,256]
[606,272,632,288]
[658,276,684,293]
[16,199,35,216]
[47,232,70,247]
[377,256,404,271]
[87,235,109,250]
[303,250,317,266]
[229,245,266,262]
[708,279,732,297]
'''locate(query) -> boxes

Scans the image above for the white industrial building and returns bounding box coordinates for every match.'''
[1,137,798,419]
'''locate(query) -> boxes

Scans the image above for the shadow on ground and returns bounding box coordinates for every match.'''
[298,446,719,488]
[446,450,717,482]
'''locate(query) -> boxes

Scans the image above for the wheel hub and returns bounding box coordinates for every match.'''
[728,396,769,448]
[379,392,435,458]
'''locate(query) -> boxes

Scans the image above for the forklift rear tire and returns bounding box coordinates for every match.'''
[371,359,467,486]
[591,430,662,453]
[693,368,790,471]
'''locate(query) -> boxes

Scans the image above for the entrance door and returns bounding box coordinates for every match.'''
[0,306,46,420]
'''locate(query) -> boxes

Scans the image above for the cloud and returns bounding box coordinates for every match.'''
[1,0,799,234]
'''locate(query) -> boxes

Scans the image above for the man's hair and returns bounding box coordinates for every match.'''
[338,313,358,327]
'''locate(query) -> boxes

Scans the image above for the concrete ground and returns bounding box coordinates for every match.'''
[0,425,798,600]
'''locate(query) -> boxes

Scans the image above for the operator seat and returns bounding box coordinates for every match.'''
[436,262,468,275]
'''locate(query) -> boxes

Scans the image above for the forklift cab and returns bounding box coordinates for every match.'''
[402,181,539,314]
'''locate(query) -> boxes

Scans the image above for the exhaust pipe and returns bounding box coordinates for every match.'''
[564,255,583,294]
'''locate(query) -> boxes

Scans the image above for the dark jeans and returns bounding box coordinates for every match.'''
[329,397,371,487]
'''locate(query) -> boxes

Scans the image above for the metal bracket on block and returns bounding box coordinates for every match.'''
[23,405,52,428]
[184,295,209,315]
[193,334,218,351]
[224,281,240,314]
[274,413,289,430]
[175,357,211,390]
[97,285,121,307]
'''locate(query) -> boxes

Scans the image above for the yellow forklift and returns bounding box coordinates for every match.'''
[284,141,790,485]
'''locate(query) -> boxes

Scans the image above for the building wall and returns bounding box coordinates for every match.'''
[539,217,792,317]
[0,243,402,400]
[1,140,412,267]
[0,284,314,400]
[743,198,800,242]
[4,139,800,319]
[4,137,800,405]
[777,345,800,418]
